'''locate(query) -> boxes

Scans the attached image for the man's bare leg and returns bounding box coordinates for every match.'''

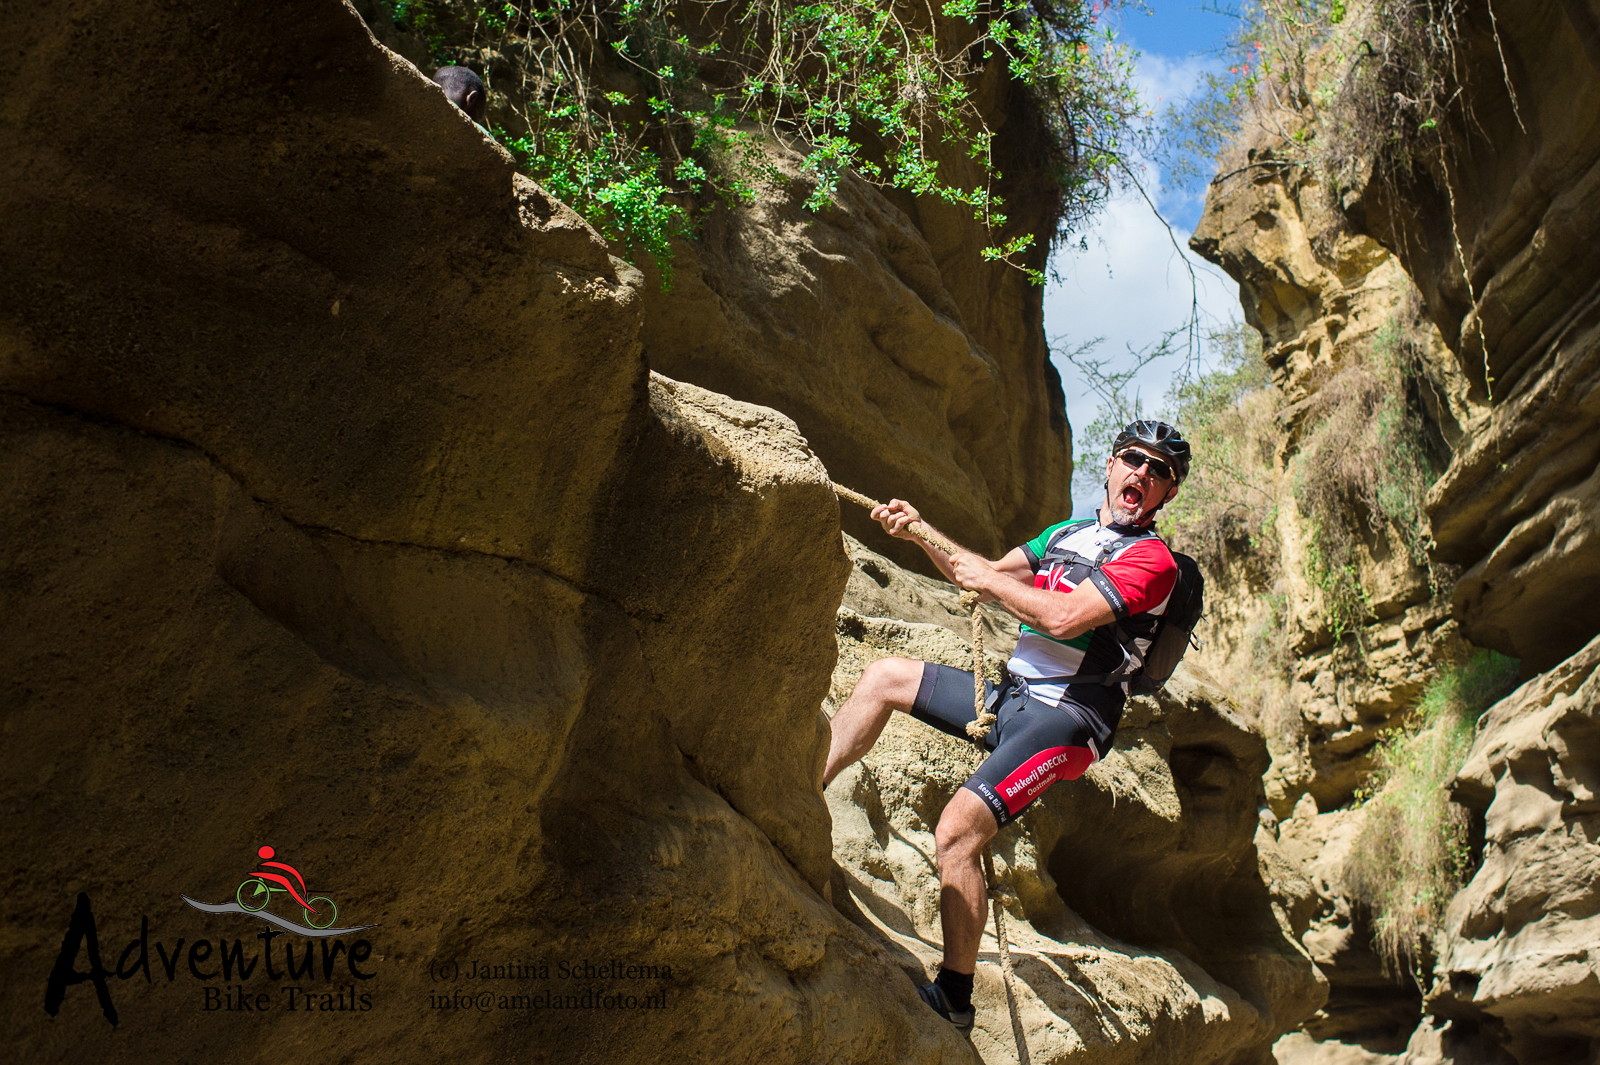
[822,656,923,788]
[935,788,1000,974]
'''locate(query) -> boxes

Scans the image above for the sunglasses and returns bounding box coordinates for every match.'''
[1115,450,1175,481]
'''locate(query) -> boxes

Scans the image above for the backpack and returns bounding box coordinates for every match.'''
[1036,523,1205,696]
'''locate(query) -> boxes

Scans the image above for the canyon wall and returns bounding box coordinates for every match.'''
[0,2,1320,1064]
[1370,3,1600,1058]
[397,1,1075,573]
[1432,636,1600,1063]
[634,27,1072,571]
[1346,0,1600,675]
[639,137,1071,571]
[0,3,957,1060]
[1190,139,1478,815]
[1189,2,1600,1062]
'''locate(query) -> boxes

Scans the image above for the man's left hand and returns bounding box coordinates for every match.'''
[948,552,1000,595]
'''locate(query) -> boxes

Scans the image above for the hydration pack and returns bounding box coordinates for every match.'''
[1124,551,1204,695]
[1041,524,1205,696]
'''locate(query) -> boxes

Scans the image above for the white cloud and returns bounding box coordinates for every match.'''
[1130,51,1222,224]
[1135,51,1217,130]
[1043,50,1240,516]
[1046,195,1238,430]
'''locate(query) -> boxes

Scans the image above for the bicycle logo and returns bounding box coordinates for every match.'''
[181,845,372,937]
[236,846,339,930]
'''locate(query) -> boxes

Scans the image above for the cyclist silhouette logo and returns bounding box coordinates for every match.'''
[237,846,338,930]
[181,845,374,937]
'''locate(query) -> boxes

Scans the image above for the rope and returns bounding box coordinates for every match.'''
[965,603,996,741]
[831,482,967,560]
[831,482,1023,1043]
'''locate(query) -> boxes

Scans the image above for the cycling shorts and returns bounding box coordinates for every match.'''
[910,662,1103,827]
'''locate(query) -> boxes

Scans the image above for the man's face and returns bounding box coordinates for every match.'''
[1103,447,1180,525]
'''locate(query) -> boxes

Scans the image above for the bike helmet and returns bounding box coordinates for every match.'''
[1112,420,1191,482]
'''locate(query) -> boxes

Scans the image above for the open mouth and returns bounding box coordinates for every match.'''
[1120,484,1144,510]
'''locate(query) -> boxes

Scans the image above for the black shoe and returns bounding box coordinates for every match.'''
[918,982,975,1031]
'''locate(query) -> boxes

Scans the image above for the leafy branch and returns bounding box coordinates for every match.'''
[381,0,1146,279]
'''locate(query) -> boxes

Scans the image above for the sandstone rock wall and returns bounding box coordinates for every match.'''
[630,16,1072,572]
[1285,635,1600,1065]
[315,1,1073,575]
[1343,0,1600,673]
[1190,147,1477,814]
[1427,635,1600,1063]
[1272,800,1422,1062]
[1188,4,1600,1062]
[639,149,1071,572]
[1323,3,1600,1059]
[0,3,968,1060]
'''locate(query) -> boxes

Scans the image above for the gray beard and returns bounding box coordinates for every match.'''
[1107,490,1150,526]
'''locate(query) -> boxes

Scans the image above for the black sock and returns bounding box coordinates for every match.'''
[935,967,974,1011]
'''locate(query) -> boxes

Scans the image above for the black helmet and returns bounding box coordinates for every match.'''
[1112,420,1191,481]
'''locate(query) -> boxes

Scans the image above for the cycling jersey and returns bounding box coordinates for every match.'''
[1007,518,1178,741]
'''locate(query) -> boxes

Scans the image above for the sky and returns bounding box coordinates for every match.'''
[1042,0,1245,515]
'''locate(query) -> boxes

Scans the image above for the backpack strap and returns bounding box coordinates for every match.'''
[1045,518,1098,549]
[1084,552,1133,621]
[1050,530,1150,623]
[1029,519,1096,572]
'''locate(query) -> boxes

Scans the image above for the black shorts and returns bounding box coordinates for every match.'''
[910,663,1105,827]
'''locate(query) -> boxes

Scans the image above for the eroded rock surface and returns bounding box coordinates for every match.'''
[640,147,1070,573]
[1274,800,1420,1059]
[1432,336,1600,673]
[1184,5,1600,1064]
[1338,1,1600,673]
[0,3,966,1061]
[1426,636,1600,1063]
[827,539,1325,1064]
[1190,144,1476,812]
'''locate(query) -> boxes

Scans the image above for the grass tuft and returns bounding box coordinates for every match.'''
[1290,311,1442,643]
[1342,649,1521,977]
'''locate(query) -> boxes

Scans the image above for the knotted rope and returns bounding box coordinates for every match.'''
[831,483,1022,1037]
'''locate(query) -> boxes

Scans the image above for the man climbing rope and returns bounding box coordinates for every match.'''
[823,420,1191,1031]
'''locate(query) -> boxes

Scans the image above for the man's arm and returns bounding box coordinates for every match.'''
[948,552,1117,640]
[869,501,1106,630]
[870,500,1033,596]
[868,499,975,586]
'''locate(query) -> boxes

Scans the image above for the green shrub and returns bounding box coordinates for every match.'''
[1342,649,1520,976]
[379,0,1145,279]
[1158,0,1346,191]
[1321,0,1468,197]
[1159,0,1489,252]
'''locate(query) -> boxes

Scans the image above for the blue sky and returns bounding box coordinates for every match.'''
[1042,0,1245,515]
[1119,1,1242,103]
